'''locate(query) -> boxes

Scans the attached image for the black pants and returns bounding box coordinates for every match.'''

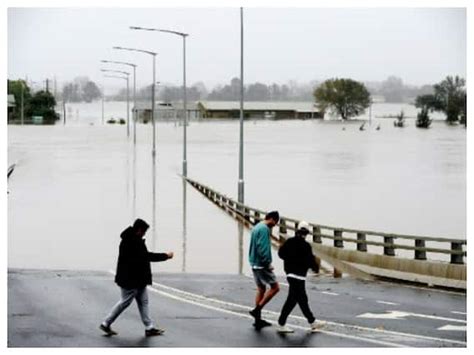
[278,277,315,325]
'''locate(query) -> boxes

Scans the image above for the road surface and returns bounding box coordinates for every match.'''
[8,269,466,347]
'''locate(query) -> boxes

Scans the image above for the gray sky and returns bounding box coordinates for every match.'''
[8,7,466,90]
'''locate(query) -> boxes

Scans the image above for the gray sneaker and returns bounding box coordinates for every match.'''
[277,325,295,333]
[310,320,326,333]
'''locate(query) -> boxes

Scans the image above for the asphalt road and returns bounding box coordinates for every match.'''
[8,269,466,347]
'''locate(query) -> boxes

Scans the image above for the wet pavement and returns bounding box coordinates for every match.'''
[8,269,466,347]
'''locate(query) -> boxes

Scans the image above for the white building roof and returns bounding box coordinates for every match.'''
[199,101,318,112]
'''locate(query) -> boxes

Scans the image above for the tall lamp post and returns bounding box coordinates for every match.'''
[113,46,157,156]
[101,69,130,137]
[101,60,137,144]
[238,7,245,205]
[130,26,189,177]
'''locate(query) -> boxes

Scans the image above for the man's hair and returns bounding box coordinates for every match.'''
[133,218,150,231]
[265,211,280,223]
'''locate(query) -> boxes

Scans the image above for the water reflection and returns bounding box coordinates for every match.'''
[238,222,244,274]
[151,153,157,251]
[182,178,187,272]
[132,145,137,219]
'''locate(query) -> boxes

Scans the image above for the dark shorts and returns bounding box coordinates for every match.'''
[252,268,278,288]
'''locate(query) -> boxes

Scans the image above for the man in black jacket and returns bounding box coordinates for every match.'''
[276,221,326,333]
[100,218,173,337]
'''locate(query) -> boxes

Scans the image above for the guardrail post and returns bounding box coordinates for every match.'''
[450,242,464,264]
[279,219,287,242]
[312,225,321,243]
[384,236,395,256]
[357,233,367,252]
[414,239,426,260]
[254,211,261,224]
[244,207,250,222]
[334,230,343,248]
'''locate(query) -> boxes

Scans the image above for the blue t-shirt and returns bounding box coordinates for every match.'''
[249,222,272,268]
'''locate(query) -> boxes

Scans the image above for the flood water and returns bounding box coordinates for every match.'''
[8,101,466,274]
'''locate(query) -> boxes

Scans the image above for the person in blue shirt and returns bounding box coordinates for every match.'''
[248,211,280,330]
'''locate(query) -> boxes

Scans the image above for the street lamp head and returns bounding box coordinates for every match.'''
[113,46,157,56]
[129,26,188,37]
[100,59,137,67]
[101,68,130,76]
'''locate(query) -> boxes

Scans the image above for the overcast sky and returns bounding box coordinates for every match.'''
[8,7,466,91]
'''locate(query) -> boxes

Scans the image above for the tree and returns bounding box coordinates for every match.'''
[82,81,102,102]
[26,90,59,124]
[313,78,371,120]
[415,76,466,123]
[8,80,32,121]
[416,107,432,128]
[380,76,405,103]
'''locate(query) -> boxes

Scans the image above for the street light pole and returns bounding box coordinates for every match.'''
[238,7,245,205]
[129,26,189,176]
[101,60,137,144]
[20,80,24,125]
[113,46,157,156]
[102,84,105,125]
[101,69,130,138]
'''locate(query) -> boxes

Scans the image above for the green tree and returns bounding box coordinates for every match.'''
[313,78,371,120]
[26,90,59,124]
[415,76,466,123]
[416,107,432,128]
[7,80,32,120]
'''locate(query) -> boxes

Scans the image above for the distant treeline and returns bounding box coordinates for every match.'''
[49,75,435,103]
[109,76,435,103]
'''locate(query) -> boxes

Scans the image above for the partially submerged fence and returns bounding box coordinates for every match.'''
[186,177,466,289]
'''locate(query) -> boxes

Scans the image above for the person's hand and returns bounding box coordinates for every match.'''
[167,252,174,259]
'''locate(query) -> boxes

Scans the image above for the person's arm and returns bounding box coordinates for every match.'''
[257,231,272,267]
[148,251,174,262]
[307,244,319,273]
[278,239,288,260]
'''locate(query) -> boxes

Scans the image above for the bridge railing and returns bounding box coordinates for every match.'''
[186,177,466,265]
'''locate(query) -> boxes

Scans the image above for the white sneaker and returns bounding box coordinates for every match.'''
[277,325,295,333]
[310,320,326,333]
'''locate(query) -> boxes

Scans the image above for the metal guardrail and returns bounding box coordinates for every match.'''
[186,177,466,265]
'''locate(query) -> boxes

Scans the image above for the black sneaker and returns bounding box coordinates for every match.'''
[254,319,272,330]
[249,308,261,320]
[99,323,118,336]
[145,328,165,337]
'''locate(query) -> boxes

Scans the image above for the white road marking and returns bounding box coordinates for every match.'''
[321,291,339,296]
[438,325,467,331]
[450,311,466,316]
[376,300,399,306]
[106,270,466,346]
[357,297,364,300]
[357,311,467,324]
[147,286,405,347]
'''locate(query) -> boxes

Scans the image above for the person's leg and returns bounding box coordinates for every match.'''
[250,285,266,320]
[258,282,280,309]
[295,281,315,324]
[255,286,266,308]
[135,287,155,330]
[103,288,137,327]
[278,278,298,326]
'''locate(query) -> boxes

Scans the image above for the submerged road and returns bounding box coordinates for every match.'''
[8,269,466,347]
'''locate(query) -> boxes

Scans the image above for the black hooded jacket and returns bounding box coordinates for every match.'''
[115,226,169,289]
[278,236,319,278]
